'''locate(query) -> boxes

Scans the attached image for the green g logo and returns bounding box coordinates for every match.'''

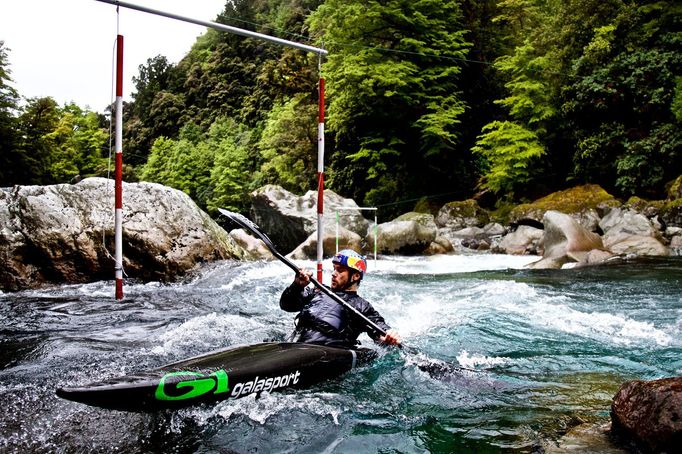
[155,369,229,401]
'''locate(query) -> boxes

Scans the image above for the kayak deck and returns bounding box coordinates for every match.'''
[56,342,376,412]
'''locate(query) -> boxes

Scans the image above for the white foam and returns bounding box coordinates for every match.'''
[148,312,265,356]
[484,283,674,347]
[456,350,510,369]
[370,254,537,275]
[176,391,344,428]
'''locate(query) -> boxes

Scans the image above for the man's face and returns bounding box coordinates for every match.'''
[331,263,357,290]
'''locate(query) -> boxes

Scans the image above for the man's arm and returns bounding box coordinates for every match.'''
[279,269,313,312]
[358,301,401,346]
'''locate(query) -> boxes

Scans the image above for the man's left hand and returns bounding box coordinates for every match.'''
[380,329,401,346]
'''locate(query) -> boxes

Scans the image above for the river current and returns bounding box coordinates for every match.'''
[1,254,680,453]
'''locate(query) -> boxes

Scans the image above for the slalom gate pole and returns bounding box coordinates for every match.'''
[114,34,124,300]
[316,77,325,282]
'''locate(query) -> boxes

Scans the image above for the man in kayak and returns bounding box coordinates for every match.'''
[280,249,401,349]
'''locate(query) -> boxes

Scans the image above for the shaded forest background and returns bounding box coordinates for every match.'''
[1,0,680,220]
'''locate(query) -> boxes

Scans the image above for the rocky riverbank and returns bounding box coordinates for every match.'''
[2,178,681,292]
[241,182,682,266]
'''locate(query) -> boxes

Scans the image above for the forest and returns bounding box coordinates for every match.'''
[1,0,680,220]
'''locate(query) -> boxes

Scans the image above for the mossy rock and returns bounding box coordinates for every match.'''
[508,185,620,225]
[435,199,490,229]
[394,211,437,229]
[625,197,665,218]
[661,198,682,227]
[666,175,682,200]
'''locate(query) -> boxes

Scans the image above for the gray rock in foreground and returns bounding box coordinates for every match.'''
[0,178,246,292]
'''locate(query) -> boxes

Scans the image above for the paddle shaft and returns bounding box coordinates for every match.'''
[218,209,391,339]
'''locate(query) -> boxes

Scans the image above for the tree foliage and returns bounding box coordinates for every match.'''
[2,0,680,211]
[308,0,472,213]
[0,41,22,185]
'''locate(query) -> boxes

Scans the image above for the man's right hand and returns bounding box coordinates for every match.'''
[293,268,312,287]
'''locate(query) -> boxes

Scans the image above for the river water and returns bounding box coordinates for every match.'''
[1,254,680,453]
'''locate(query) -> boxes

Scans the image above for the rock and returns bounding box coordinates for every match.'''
[495,225,544,255]
[528,211,609,269]
[544,423,628,453]
[372,219,437,255]
[661,199,682,228]
[229,229,274,260]
[611,376,682,453]
[424,236,454,255]
[461,237,491,251]
[394,211,438,230]
[449,226,486,239]
[508,184,619,230]
[607,235,670,256]
[600,208,660,240]
[624,196,664,219]
[670,234,682,254]
[393,212,454,255]
[250,185,370,253]
[667,175,682,200]
[483,222,507,237]
[0,178,246,292]
[288,225,362,260]
[600,208,670,256]
[435,199,490,245]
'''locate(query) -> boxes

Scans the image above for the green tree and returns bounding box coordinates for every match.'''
[0,41,22,185]
[257,94,317,193]
[309,0,472,213]
[565,0,682,197]
[472,40,556,196]
[140,136,175,184]
[124,56,183,166]
[207,118,258,213]
[42,104,108,182]
[16,97,61,184]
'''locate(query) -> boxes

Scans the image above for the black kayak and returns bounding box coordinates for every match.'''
[56,342,376,412]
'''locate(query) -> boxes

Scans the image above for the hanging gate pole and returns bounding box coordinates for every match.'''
[114,34,124,300]
[317,77,325,282]
[95,0,328,55]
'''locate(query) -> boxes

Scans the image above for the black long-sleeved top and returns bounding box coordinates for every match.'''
[279,284,391,349]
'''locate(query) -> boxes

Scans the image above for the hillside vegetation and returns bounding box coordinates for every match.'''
[1,0,680,220]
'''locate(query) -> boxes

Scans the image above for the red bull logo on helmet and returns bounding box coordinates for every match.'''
[333,249,367,275]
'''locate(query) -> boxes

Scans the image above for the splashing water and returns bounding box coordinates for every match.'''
[0,255,680,453]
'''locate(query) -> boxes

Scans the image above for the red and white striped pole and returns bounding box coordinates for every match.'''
[316,77,325,282]
[114,34,124,300]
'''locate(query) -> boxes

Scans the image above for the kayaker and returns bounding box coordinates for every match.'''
[280,249,401,349]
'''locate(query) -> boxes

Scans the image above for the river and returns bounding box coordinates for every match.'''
[1,254,680,453]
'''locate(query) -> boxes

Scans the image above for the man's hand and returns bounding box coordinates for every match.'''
[380,329,401,346]
[293,268,312,287]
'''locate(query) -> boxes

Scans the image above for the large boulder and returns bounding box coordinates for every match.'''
[0,178,246,292]
[611,376,682,453]
[495,225,544,255]
[508,184,620,231]
[435,200,490,236]
[394,212,453,254]
[372,219,437,255]
[600,208,669,256]
[528,211,611,269]
[228,229,274,261]
[250,185,370,253]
